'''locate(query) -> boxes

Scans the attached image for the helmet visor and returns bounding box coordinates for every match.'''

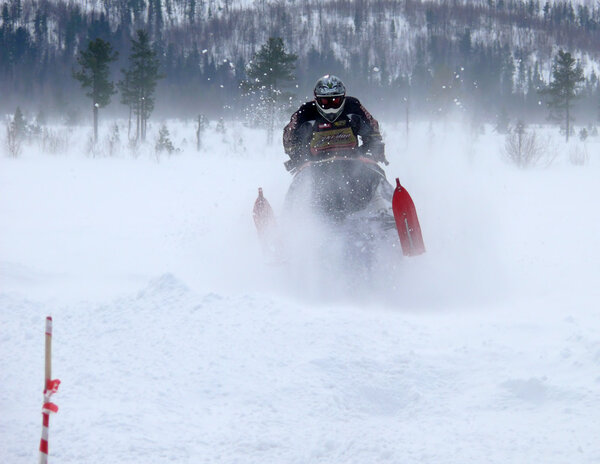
[316,95,344,110]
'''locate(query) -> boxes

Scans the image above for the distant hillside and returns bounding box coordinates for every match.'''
[2,0,600,126]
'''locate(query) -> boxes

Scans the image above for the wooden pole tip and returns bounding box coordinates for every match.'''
[45,317,53,335]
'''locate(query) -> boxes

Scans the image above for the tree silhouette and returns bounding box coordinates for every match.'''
[73,38,118,143]
[542,49,584,142]
[120,30,163,142]
[243,37,297,142]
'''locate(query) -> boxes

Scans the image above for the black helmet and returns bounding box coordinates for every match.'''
[314,74,346,122]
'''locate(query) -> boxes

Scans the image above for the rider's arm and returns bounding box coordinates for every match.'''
[352,100,388,165]
[283,104,314,171]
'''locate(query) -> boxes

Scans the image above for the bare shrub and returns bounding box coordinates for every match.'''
[231,134,248,155]
[196,114,207,151]
[503,121,552,168]
[106,123,121,157]
[569,143,589,166]
[128,138,140,158]
[86,134,102,157]
[41,128,71,155]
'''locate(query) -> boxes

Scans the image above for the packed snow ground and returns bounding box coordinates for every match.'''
[1,119,599,463]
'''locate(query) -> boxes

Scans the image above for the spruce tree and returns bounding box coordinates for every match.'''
[117,69,136,140]
[120,30,163,142]
[243,37,297,142]
[12,106,28,140]
[245,37,296,91]
[542,49,585,142]
[73,38,118,143]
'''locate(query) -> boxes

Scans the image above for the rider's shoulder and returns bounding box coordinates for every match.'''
[344,96,364,111]
[289,101,319,125]
[296,100,318,114]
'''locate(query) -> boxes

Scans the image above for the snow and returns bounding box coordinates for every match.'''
[1,119,600,463]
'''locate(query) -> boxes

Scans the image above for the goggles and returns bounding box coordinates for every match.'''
[316,95,344,109]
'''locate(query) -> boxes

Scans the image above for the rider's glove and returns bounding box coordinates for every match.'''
[367,141,388,165]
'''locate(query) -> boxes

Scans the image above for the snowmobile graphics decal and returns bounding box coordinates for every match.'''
[309,126,358,155]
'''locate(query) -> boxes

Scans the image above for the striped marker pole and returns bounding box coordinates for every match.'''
[39,317,60,464]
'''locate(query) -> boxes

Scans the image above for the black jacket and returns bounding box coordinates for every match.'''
[282,96,386,172]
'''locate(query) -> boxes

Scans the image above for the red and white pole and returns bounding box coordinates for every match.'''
[39,317,60,464]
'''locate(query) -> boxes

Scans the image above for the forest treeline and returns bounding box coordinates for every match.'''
[2,0,600,129]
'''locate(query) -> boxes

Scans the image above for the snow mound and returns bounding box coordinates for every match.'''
[1,121,599,462]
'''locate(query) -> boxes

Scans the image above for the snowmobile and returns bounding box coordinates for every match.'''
[253,154,425,277]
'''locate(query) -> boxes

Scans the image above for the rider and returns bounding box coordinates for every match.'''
[283,74,387,173]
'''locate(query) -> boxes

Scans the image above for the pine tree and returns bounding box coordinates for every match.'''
[500,47,515,99]
[1,4,11,31]
[188,0,196,24]
[120,30,163,142]
[155,124,175,155]
[73,38,118,143]
[117,69,136,140]
[243,37,297,142]
[11,106,28,140]
[196,113,207,151]
[542,49,585,142]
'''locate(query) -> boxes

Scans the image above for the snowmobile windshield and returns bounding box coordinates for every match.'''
[316,95,344,110]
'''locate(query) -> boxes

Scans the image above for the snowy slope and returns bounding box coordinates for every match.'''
[1,120,599,463]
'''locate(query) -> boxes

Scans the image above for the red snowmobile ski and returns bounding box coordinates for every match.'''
[253,188,283,260]
[253,187,275,238]
[392,178,425,256]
